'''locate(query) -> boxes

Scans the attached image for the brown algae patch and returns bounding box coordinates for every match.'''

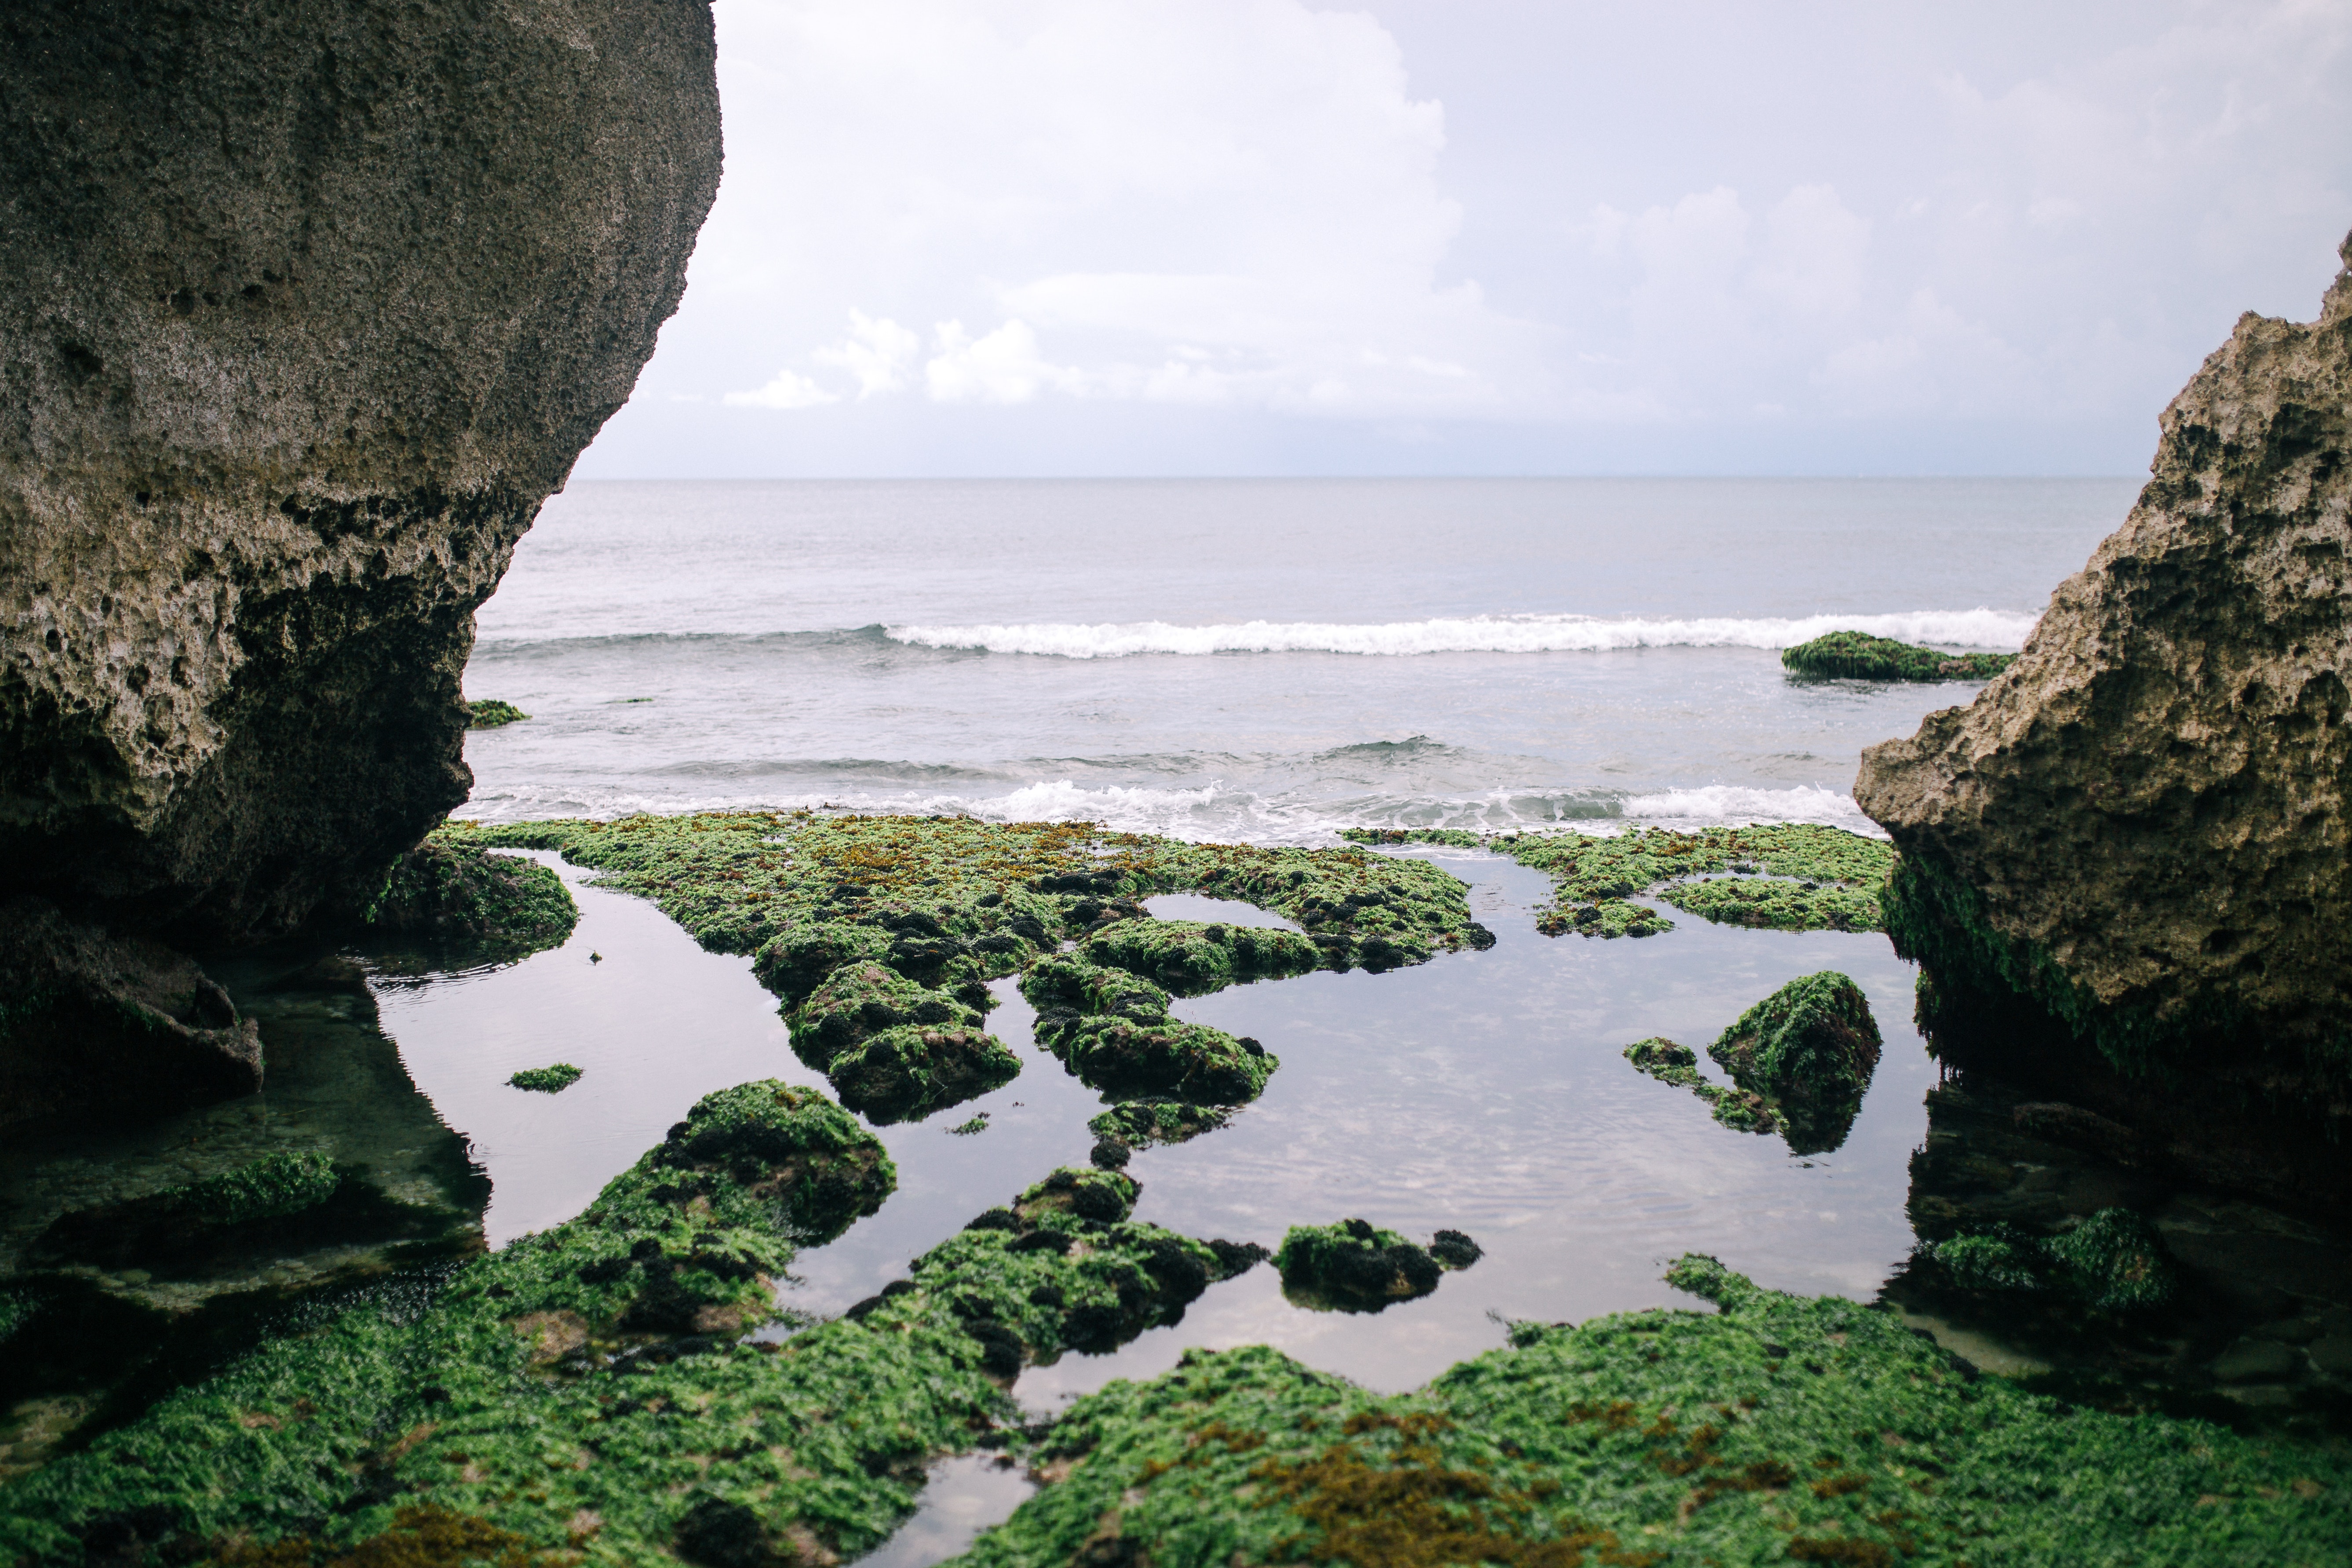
[1346,824,1892,941]
[955,1255,2352,1567]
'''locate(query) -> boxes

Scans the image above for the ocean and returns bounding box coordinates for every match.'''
[456,478,2133,839]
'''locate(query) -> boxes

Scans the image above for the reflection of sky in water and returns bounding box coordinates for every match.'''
[377,846,1931,1404]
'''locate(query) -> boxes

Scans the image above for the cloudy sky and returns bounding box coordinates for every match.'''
[575,0,2352,478]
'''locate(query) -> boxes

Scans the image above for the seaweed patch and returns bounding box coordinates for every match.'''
[507,1063,582,1094]
[1781,631,2014,683]
[1709,972,1882,1155]
[1345,823,1893,941]
[1273,1218,1479,1313]
[954,1256,2352,1568]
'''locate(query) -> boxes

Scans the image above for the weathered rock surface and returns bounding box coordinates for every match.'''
[1858,230,2352,1211]
[0,895,262,1127]
[0,0,722,946]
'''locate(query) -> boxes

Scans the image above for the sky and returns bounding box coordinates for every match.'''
[573,0,2352,479]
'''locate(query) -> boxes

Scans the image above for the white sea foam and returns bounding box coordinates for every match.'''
[1619,784,1884,837]
[883,609,2037,658]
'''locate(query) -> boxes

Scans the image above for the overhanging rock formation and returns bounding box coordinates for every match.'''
[1857,230,2352,1213]
[0,0,722,948]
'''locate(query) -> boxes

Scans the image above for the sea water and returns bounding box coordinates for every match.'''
[456,478,2131,836]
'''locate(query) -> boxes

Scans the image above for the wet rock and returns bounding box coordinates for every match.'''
[0,895,262,1127]
[1080,918,1322,996]
[1707,972,1882,1155]
[1857,232,2352,1216]
[338,842,577,961]
[2213,1338,2301,1384]
[1273,1218,1476,1313]
[1086,1099,1236,1151]
[821,1023,1021,1127]
[0,1,721,946]
[1038,1013,1276,1105]
[1781,631,2014,682]
[1925,1209,2177,1313]
[790,961,988,1069]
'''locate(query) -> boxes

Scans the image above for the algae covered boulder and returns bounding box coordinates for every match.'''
[754,919,896,1005]
[791,960,988,1067]
[1782,631,2015,682]
[1708,971,1882,1154]
[1855,232,2352,1214]
[646,1080,898,1245]
[1273,1218,1478,1313]
[823,1024,1021,1126]
[350,841,578,959]
[1927,1207,2177,1314]
[1079,917,1322,996]
[1039,1013,1276,1104]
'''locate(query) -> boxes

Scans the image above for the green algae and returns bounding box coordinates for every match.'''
[1021,951,1278,1106]
[459,812,1485,982]
[1926,1209,2178,1315]
[1621,1038,1782,1139]
[356,844,577,959]
[463,700,530,729]
[1273,1219,1477,1314]
[1708,973,1882,1156]
[1087,1099,1233,1151]
[0,1082,1273,1566]
[1079,918,1324,995]
[1346,823,1893,941]
[504,1064,581,1094]
[787,960,1017,1122]
[952,1256,2352,1568]
[1781,631,2015,683]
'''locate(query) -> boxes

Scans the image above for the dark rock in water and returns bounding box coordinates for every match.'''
[1273,1218,1476,1313]
[0,895,262,1126]
[1857,231,2352,1216]
[1707,972,1882,1155]
[1782,631,2014,682]
[0,2,720,947]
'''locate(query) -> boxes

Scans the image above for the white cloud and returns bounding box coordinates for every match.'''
[721,368,836,410]
[924,320,1084,404]
[812,310,921,398]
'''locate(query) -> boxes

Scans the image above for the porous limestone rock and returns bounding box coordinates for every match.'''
[0,0,722,945]
[1857,230,2352,1209]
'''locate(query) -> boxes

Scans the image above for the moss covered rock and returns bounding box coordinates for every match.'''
[1708,972,1882,1155]
[1782,631,2016,682]
[464,699,529,729]
[1929,1208,2178,1314]
[356,841,578,957]
[507,1062,582,1093]
[824,1023,1021,1126]
[791,960,988,1068]
[1039,1013,1276,1105]
[956,1255,2352,1567]
[1273,1218,1477,1313]
[1079,918,1323,996]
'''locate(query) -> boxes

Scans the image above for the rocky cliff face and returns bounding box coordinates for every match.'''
[1857,231,2352,1211]
[0,0,722,946]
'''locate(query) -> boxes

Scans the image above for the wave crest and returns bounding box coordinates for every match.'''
[883,609,2036,659]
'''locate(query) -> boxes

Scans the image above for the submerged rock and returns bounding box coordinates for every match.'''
[0,896,262,1127]
[1782,631,2015,682]
[0,4,720,945]
[1856,230,2352,1214]
[1926,1209,2178,1314]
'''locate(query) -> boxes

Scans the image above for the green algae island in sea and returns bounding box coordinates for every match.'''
[507,1063,583,1094]
[1624,972,1885,1153]
[454,810,1494,1121]
[1781,631,2016,683]
[464,699,530,729]
[1348,822,1893,942]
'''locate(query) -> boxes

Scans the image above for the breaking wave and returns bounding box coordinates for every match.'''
[882,609,2037,659]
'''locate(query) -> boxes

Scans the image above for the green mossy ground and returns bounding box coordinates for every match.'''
[1273,1219,1479,1313]
[463,700,529,729]
[357,844,578,959]
[953,1255,2352,1567]
[0,1085,1269,1567]
[1781,632,2016,683]
[1346,824,1892,942]
[505,1064,581,1094]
